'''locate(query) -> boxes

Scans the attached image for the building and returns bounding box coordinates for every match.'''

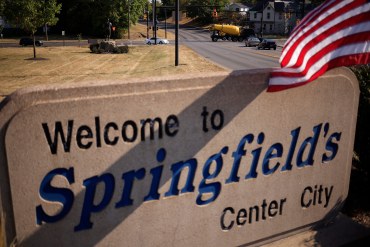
[228,3,251,15]
[248,0,315,35]
[249,0,292,35]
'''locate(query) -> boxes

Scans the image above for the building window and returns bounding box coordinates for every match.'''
[267,12,271,19]
[254,13,257,19]
[270,24,273,31]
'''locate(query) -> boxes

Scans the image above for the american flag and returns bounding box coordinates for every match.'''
[268,0,370,92]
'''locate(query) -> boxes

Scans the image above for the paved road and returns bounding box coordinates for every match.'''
[168,24,281,70]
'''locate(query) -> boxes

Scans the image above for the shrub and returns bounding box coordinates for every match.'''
[113,45,129,54]
[351,64,370,175]
[90,42,129,54]
[89,44,99,53]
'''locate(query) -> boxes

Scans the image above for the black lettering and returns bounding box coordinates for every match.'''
[42,120,74,154]
[261,199,267,220]
[95,117,101,147]
[104,122,119,145]
[279,198,287,215]
[141,118,163,141]
[76,125,93,149]
[236,208,247,226]
[211,109,224,130]
[221,207,235,230]
[301,186,312,208]
[165,114,179,137]
[122,120,138,142]
[201,106,209,132]
[249,205,259,224]
[268,200,278,217]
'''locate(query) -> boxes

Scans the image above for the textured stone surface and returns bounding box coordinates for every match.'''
[0,68,359,246]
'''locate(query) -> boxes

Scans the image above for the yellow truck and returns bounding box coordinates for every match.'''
[209,24,255,42]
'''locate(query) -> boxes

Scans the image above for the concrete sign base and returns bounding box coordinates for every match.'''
[0,68,359,246]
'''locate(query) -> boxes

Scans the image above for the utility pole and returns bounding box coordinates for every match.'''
[164,8,167,39]
[153,0,157,44]
[146,2,149,38]
[260,0,267,37]
[128,0,131,39]
[301,0,306,19]
[175,0,179,66]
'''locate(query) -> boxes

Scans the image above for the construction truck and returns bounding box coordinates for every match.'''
[209,24,255,42]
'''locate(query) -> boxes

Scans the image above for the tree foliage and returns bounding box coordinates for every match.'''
[4,0,61,58]
[0,0,4,15]
[186,0,230,23]
[56,0,148,38]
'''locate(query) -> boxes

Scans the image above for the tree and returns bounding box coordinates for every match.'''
[55,0,148,38]
[186,0,230,23]
[311,0,326,7]
[241,0,259,5]
[0,0,5,37]
[4,0,61,58]
[0,0,4,14]
[42,0,62,41]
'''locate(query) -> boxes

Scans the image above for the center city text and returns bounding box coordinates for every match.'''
[36,118,341,232]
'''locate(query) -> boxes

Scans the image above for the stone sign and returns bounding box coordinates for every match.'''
[0,68,359,246]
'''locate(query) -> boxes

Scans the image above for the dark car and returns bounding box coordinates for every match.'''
[19,37,43,46]
[257,39,277,50]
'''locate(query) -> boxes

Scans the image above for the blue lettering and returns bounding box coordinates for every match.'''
[116,168,146,207]
[196,146,228,205]
[322,132,341,162]
[297,124,322,167]
[246,132,264,179]
[226,134,253,184]
[164,159,197,197]
[75,173,115,231]
[36,167,75,225]
[281,127,300,171]
[144,148,166,201]
[262,143,283,175]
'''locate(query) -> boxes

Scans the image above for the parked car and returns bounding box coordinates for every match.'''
[257,39,277,50]
[145,37,169,45]
[245,37,261,47]
[19,37,43,47]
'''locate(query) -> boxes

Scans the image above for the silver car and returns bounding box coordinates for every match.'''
[245,37,260,47]
[145,37,169,45]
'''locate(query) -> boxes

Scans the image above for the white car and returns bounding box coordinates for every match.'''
[145,37,169,45]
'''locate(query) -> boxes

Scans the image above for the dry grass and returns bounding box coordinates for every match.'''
[0,45,220,95]
[129,23,176,40]
[0,22,223,102]
[0,44,225,101]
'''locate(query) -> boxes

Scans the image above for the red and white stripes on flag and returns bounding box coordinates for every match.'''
[268,0,370,92]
